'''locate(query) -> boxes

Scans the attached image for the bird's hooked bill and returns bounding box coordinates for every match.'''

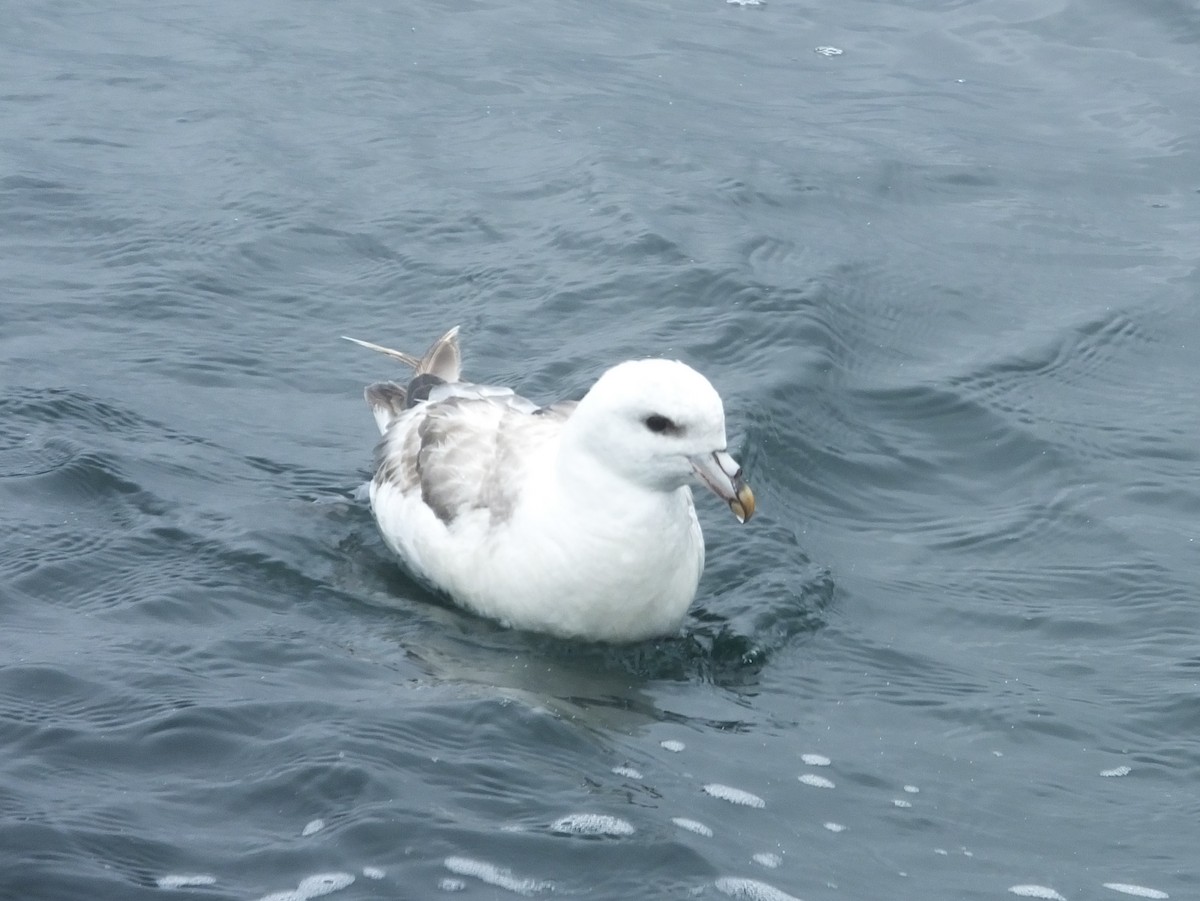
[691,450,755,523]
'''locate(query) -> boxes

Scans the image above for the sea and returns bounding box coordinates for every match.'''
[2,1,1198,899]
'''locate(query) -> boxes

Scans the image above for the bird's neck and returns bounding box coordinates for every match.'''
[553,440,690,534]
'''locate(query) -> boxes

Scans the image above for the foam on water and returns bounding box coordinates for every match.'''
[444,856,552,895]
[672,817,714,837]
[551,813,636,836]
[1009,886,1067,900]
[256,873,355,901]
[892,799,913,808]
[715,876,802,901]
[156,874,217,889]
[903,785,919,794]
[439,878,466,892]
[361,867,385,880]
[823,823,846,833]
[1103,885,1168,899]
[661,740,686,752]
[612,765,644,779]
[800,754,830,766]
[1101,766,1132,777]
[301,818,325,836]
[798,774,834,789]
[703,784,765,808]
[752,853,782,868]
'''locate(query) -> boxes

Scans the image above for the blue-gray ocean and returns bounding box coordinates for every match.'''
[2,1,1197,899]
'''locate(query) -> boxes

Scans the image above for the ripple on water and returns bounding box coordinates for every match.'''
[301,818,325,836]
[1009,886,1067,900]
[550,813,636,837]
[703,783,765,808]
[715,876,803,901]
[443,857,551,895]
[672,817,714,837]
[256,873,355,901]
[156,874,216,889]
[1103,885,1168,899]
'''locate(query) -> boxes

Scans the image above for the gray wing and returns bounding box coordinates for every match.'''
[374,383,570,526]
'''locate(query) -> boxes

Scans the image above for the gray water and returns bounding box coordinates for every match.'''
[2,1,1198,899]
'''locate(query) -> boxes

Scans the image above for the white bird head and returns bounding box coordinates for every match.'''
[564,358,755,522]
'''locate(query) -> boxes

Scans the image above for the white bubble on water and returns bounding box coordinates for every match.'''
[672,817,714,837]
[934,849,948,856]
[612,765,644,780]
[438,878,466,892]
[299,874,354,898]
[156,874,216,889]
[892,799,912,808]
[703,783,765,808]
[814,46,843,56]
[661,740,686,752]
[1103,884,1168,899]
[256,872,355,901]
[444,857,551,895]
[1009,885,1066,900]
[798,773,834,789]
[903,785,919,794]
[752,853,782,869]
[715,876,802,901]
[1100,766,1132,777]
[726,0,766,6]
[361,867,384,880]
[550,813,635,836]
[823,822,845,833]
[301,819,325,837]
[800,753,830,766]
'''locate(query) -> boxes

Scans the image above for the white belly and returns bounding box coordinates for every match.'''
[370,479,705,642]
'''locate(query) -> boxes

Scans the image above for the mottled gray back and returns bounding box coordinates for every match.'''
[375,393,566,526]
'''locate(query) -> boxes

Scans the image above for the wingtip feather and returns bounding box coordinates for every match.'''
[343,335,422,368]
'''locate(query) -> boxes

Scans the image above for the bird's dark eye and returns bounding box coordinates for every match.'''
[644,414,676,434]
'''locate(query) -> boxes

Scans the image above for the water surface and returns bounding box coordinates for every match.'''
[2,1,1198,899]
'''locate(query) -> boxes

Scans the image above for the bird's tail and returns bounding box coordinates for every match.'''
[341,325,461,381]
[345,327,463,434]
